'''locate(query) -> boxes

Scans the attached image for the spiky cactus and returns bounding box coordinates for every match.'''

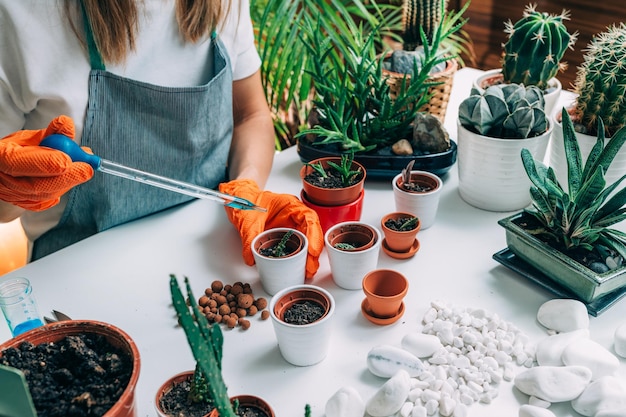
[573,23,626,137]
[459,83,548,139]
[403,0,449,50]
[170,275,237,417]
[502,4,577,90]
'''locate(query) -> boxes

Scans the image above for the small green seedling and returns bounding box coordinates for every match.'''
[334,242,358,250]
[273,230,295,258]
[326,153,362,187]
[399,216,419,231]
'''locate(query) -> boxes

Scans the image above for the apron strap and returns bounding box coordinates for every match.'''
[79,0,106,71]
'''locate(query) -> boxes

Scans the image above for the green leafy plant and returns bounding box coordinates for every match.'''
[297,6,462,153]
[169,275,237,417]
[501,4,577,90]
[399,216,419,230]
[458,83,548,139]
[271,230,295,258]
[573,23,626,137]
[305,154,363,187]
[521,108,626,263]
[334,243,359,250]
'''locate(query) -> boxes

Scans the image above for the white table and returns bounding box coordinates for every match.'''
[2,68,625,417]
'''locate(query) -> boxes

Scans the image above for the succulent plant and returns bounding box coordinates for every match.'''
[573,23,626,137]
[502,4,577,90]
[521,108,626,262]
[170,275,237,417]
[458,83,548,139]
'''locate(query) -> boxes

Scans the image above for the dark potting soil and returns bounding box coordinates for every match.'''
[159,379,270,417]
[0,333,133,417]
[258,245,296,258]
[400,182,433,192]
[384,217,418,231]
[304,169,362,189]
[283,300,325,325]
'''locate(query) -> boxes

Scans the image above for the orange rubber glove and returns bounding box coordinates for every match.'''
[0,115,94,211]
[219,179,324,279]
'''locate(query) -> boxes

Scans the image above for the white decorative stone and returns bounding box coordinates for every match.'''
[535,329,589,366]
[401,333,443,358]
[366,370,411,417]
[595,409,626,417]
[367,345,424,378]
[528,396,551,408]
[513,365,592,402]
[325,386,365,417]
[519,404,557,417]
[536,299,589,332]
[561,338,620,380]
[571,376,626,416]
[614,322,626,358]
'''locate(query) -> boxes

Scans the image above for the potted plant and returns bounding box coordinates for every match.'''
[0,320,141,417]
[361,269,409,325]
[324,222,382,290]
[457,83,552,212]
[498,108,626,304]
[156,275,275,417]
[269,284,335,367]
[299,153,366,233]
[382,0,472,121]
[548,23,626,188]
[392,160,443,229]
[295,8,460,179]
[473,4,577,117]
[250,228,308,296]
[380,212,421,258]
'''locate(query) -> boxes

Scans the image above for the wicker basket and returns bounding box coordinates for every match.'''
[382,57,458,122]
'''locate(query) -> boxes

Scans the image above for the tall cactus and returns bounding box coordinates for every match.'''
[402,0,449,51]
[502,4,576,90]
[573,23,626,137]
[170,275,237,417]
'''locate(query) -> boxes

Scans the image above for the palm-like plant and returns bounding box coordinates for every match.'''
[251,0,403,150]
[521,108,626,262]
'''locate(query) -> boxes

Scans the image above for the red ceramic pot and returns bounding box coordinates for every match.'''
[301,189,364,234]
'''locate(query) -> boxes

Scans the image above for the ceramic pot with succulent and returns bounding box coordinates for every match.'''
[498,108,626,304]
[457,83,552,212]
[269,284,335,367]
[295,10,459,179]
[380,212,421,259]
[156,276,275,417]
[473,4,577,117]
[324,222,382,290]
[549,23,626,190]
[392,160,443,230]
[251,228,308,296]
[361,269,409,325]
[0,320,141,417]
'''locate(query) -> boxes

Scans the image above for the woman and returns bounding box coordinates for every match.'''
[0,1,322,278]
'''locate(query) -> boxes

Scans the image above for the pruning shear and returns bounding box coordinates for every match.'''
[39,134,267,212]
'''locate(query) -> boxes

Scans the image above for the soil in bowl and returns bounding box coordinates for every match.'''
[0,333,133,417]
[283,300,325,325]
[384,216,419,231]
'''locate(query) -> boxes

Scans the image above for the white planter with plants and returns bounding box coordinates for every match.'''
[457,83,552,212]
[392,160,443,230]
[251,228,308,296]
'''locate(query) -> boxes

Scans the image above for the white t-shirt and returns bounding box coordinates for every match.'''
[0,0,261,243]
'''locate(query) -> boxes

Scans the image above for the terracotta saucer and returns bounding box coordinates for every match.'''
[361,298,405,325]
[382,238,420,259]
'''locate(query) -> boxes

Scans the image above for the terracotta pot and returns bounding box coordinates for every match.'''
[380,212,421,253]
[270,284,335,366]
[251,228,308,295]
[300,189,364,234]
[0,320,141,417]
[155,371,275,417]
[393,171,443,229]
[300,157,366,206]
[362,269,409,320]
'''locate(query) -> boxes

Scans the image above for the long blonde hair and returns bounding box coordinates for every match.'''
[65,0,228,65]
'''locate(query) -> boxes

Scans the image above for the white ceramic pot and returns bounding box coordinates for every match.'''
[324,222,381,290]
[473,69,562,119]
[392,171,443,230]
[251,228,308,296]
[269,284,335,366]
[457,119,553,212]
[549,107,626,191]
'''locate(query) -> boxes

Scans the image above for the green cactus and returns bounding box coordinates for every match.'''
[502,4,577,90]
[170,274,237,417]
[458,83,548,139]
[403,0,448,50]
[574,23,626,137]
